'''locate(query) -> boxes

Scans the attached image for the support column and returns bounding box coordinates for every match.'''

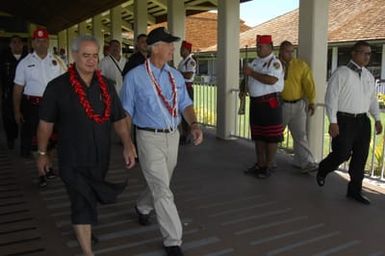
[93,14,104,57]
[167,0,185,66]
[78,21,89,35]
[58,30,67,51]
[134,0,148,38]
[67,25,77,63]
[110,6,122,42]
[298,0,329,161]
[381,44,385,81]
[216,0,240,139]
[331,46,338,74]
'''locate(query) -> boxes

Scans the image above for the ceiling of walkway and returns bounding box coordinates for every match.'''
[0,0,251,34]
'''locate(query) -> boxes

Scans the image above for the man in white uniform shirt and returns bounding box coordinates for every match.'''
[178,40,196,144]
[243,35,284,179]
[316,41,382,205]
[13,28,66,187]
[99,39,127,93]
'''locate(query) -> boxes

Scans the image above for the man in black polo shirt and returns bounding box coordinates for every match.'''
[122,33,147,76]
[36,35,136,256]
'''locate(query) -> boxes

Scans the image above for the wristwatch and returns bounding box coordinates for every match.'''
[37,150,47,156]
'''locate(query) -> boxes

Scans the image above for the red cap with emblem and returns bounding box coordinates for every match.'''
[256,35,272,44]
[32,28,49,39]
[182,40,192,51]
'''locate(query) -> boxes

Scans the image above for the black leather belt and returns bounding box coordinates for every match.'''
[283,99,301,104]
[337,111,366,118]
[137,127,172,133]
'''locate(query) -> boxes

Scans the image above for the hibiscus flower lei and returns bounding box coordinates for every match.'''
[68,64,111,124]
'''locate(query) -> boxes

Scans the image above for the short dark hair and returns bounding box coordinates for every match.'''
[109,39,121,45]
[279,40,293,51]
[352,40,371,52]
[10,35,22,40]
[136,34,147,41]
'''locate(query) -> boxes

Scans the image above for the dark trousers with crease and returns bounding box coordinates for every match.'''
[20,97,39,155]
[1,97,18,143]
[318,113,371,194]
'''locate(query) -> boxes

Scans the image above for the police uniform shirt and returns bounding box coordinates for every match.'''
[14,52,66,97]
[177,54,196,83]
[99,55,127,93]
[325,60,380,123]
[247,53,284,97]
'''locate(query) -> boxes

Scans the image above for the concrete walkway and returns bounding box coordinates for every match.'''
[1,129,385,256]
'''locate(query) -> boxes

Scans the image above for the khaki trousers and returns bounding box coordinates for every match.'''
[136,129,182,246]
[282,99,315,168]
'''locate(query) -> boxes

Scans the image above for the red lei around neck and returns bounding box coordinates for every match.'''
[68,64,111,124]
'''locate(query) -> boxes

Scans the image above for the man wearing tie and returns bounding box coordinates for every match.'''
[316,41,383,205]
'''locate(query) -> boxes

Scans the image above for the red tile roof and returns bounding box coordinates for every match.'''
[149,12,250,52]
[204,0,385,51]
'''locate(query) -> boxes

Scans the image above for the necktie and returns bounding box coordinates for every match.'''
[357,68,362,78]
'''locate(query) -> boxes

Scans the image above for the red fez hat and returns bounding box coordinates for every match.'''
[182,40,192,51]
[256,35,272,44]
[32,28,49,39]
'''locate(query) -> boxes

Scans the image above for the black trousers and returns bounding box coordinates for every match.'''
[1,96,18,143]
[318,113,371,193]
[20,97,40,155]
[181,86,194,138]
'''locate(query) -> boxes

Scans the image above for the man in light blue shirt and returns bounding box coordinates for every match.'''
[120,27,203,256]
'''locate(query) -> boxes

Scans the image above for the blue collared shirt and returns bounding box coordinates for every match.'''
[120,62,192,129]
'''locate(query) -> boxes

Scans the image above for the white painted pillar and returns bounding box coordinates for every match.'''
[92,14,104,57]
[134,0,148,38]
[381,44,385,81]
[331,46,338,74]
[298,0,329,161]
[167,0,185,66]
[58,30,67,51]
[110,6,122,42]
[216,0,240,139]
[78,21,89,35]
[67,25,77,63]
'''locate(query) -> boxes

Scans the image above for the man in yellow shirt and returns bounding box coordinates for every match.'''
[279,40,317,172]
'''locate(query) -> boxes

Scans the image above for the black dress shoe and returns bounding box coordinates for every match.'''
[164,246,184,256]
[316,172,326,187]
[39,176,47,189]
[347,192,371,205]
[134,206,150,226]
[46,168,57,180]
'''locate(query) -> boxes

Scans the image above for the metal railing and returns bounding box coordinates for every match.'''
[194,82,385,182]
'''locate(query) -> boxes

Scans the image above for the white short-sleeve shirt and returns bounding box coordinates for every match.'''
[177,54,196,83]
[99,55,127,93]
[247,53,284,97]
[14,52,66,97]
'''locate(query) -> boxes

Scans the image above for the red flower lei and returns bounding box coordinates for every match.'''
[145,60,177,117]
[68,64,111,124]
